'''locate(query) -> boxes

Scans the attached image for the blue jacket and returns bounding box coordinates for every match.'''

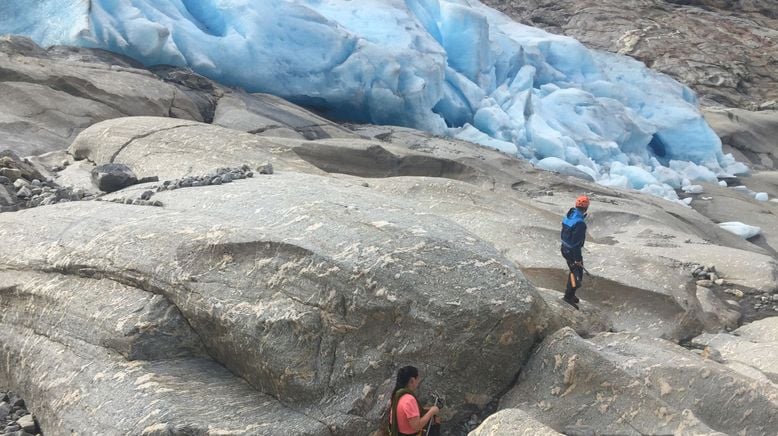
[560,207,587,261]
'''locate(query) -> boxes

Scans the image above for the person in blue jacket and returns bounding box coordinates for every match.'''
[560,195,589,309]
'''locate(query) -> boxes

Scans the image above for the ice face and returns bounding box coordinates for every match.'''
[0,0,748,202]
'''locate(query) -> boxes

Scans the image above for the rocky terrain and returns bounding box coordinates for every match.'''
[1,34,778,435]
[480,0,778,110]
[0,391,41,436]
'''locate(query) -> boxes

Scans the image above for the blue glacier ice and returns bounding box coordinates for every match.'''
[0,0,749,202]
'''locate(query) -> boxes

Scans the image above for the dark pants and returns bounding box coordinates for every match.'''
[561,247,583,300]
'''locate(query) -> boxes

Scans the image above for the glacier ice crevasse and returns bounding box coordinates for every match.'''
[0,0,749,202]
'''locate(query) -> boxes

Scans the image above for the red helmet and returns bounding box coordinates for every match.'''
[575,195,590,209]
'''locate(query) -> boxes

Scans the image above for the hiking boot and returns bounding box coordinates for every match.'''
[571,295,580,303]
[561,297,579,310]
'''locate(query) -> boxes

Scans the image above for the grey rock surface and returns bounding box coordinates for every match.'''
[481,0,778,110]
[692,316,778,383]
[333,126,778,338]
[467,408,562,436]
[213,92,358,140]
[501,328,777,435]
[69,117,322,181]
[0,171,551,434]
[704,108,778,170]
[1,30,778,435]
[0,36,203,156]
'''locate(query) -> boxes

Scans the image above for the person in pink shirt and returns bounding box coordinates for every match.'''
[389,366,440,436]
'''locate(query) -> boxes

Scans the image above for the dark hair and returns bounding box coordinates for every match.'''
[392,365,419,398]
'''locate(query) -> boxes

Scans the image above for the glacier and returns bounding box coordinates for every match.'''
[0,0,748,202]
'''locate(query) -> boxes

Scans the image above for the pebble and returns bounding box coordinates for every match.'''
[724,288,744,298]
[0,391,41,435]
[714,279,725,285]
[696,280,713,288]
[1,164,255,215]
[257,162,274,175]
[0,168,22,181]
[15,186,32,198]
[772,295,778,302]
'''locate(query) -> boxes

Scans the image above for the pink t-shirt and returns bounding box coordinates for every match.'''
[391,393,420,435]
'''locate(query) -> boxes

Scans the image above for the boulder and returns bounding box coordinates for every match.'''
[90,163,138,193]
[0,150,46,182]
[16,414,36,433]
[692,316,778,383]
[69,117,321,181]
[468,408,562,436]
[0,171,551,434]
[0,401,10,420]
[695,286,741,331]
[501,328,778,435]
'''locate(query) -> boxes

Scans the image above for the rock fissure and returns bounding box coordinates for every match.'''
[107,123,196,163]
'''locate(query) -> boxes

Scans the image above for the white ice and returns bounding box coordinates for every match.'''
[718,222,761,239]
[0,0,749,201]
